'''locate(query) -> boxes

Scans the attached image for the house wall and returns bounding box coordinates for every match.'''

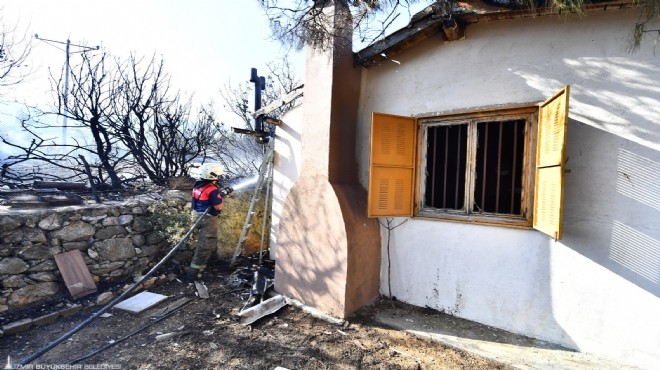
[356,9,659,369]
[273,1,381,318]
[270,104,303,259]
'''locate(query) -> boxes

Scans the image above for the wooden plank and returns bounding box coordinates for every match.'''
[113,291,168,313]
[33,181,87,190]
[54,250,98,299]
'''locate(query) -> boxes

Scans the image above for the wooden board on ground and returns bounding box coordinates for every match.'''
[54,250,98,299]
[150,297,192,318]
[113,291,168,313]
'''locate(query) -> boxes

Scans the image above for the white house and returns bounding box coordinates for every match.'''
[270,1,660,368]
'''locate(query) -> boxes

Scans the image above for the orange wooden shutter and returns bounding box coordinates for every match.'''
[368,112,416,217]
[533,86,569,240]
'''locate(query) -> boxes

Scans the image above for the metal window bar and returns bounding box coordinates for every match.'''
[496,122,503,213]
[510,120,519,214]
[443,127,449,208]
[481,124,488,210]
[431,128,438,207]
[455,125,462,209]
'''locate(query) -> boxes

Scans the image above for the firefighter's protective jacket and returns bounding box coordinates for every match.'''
[191,180,223,216]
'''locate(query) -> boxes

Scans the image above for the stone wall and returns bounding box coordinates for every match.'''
[0,190,193,313]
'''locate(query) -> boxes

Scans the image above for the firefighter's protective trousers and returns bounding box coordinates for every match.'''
[190,211,219,271]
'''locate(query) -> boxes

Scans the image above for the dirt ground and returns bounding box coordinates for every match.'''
[0,260,509,370]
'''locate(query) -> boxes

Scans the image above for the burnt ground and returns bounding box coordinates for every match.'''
[0,260,510,370]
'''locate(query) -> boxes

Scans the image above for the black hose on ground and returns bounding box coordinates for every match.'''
[69,299,193,364]
[16,207,210,366]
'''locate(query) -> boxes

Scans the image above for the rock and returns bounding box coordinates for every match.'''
[141,277,158,290]
[108,208,121,217]
[95,225,128,240]
[17,244,54,260]
[62,241,89,251]
[29,272,57,282]
[102,217,119,226]
[131,234,146,247]
[1,229,24,243]
[39,214,64,231]
[88,248,99,260]
[28,260,56,272]
[23,228,48,243]
[137,245,160,258]
[0,216,21,232]
[51,221,95,242]
[132,217,151,233]
[2,275,31,288]
[95,238,135,261]
[25,217,38,228]
[96,291,114,306]
[88,262,125,275]
[0,257,29,274]
[118,215,133,226]
[0,247,11,258]
[146,232,166,245]
[8,282,59,307]
[82,215,106,224]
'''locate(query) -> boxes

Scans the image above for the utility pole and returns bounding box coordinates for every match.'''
[34,35,99,145]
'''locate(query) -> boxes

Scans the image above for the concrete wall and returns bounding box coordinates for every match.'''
[356,9,659,369]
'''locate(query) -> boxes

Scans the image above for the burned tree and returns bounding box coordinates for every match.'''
[0,50,130,190]
[53,49,128,189]
[0,14,32,92]
[108,54,217,186]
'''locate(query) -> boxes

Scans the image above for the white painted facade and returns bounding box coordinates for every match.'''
[355,9,659,369]
[270,104,303,259]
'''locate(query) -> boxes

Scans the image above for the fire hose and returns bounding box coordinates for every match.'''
[16,207,211,367]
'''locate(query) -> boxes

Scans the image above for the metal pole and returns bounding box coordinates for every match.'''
[33,35,99,145]
[63,39,70,145]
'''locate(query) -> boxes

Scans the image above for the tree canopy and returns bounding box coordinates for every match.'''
[259,0,659,52]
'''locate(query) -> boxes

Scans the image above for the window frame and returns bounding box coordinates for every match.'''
[414,104,539,229]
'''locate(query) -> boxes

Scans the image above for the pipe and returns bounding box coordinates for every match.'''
[16,207,211,366]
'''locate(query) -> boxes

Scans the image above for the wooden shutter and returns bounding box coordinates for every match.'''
[533,86,569,240]
[368,113,416,217]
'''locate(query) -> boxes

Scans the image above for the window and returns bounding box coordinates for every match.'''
[418,110,534,225]
[368,87,569,240]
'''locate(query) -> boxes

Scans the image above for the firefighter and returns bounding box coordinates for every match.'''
[184,163,230,281]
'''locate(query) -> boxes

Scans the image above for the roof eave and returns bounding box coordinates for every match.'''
[354,0,640,68]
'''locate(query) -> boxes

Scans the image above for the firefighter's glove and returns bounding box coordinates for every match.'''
[220,187,233,197]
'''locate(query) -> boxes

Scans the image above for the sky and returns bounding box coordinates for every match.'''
[0,0,304,134]
[0,0,428,155]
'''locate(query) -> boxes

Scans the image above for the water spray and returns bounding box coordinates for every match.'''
[230,175,258,192]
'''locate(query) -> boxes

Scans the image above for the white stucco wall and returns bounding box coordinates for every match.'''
[357,9,660,369]
[270,104,303,259]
